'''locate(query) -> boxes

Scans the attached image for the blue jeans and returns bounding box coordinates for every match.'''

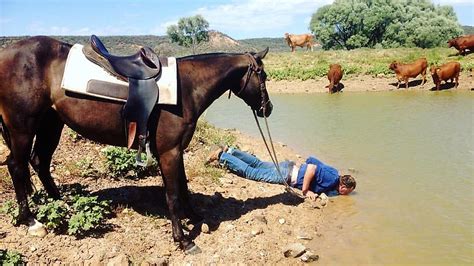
[219,148,293,184]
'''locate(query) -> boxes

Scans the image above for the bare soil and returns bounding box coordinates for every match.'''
[0,129,326,265]
[267,72,474,93]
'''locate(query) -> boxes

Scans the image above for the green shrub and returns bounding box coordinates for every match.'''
[1,188,111,237]
[102,146,152,178]
[0,249,24,265]
[0,200,19,224]
[67,195,110,236]
[76,158,101,178]
[36,200,68,231]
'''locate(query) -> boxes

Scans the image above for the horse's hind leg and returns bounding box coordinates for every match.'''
[7,131,35,224]
[29,108,64,199]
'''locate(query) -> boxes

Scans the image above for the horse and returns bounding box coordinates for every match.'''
[0,36,273,253]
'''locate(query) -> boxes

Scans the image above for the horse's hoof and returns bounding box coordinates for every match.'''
[27,219,48,238]
[184,244,202,255]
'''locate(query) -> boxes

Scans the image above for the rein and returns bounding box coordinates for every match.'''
[237,53,304,199]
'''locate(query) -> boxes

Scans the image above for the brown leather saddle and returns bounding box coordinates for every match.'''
[83,35,161,166]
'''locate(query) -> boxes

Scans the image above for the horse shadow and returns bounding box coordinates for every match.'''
[89,184,304,240]
[389,79,424,89]
[429,82,457,91]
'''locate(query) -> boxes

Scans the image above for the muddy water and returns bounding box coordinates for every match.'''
[204,91,473,265]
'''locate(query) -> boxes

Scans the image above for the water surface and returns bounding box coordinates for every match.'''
[204,91,473,265]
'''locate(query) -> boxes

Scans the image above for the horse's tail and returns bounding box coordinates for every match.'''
[0,116,11,166]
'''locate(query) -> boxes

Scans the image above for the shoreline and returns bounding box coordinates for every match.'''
[266,72,473,93]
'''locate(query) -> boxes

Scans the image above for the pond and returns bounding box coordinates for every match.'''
[204,91,473,265]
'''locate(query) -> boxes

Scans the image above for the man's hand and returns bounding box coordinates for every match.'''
[304,190,318,201]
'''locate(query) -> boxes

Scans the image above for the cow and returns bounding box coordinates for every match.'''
[430,61,461,91]
[326,64,343,93]
[388,58,428,89]
[447,35,474,55]
[284,33,314,52]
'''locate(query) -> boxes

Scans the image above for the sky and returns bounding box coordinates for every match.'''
[0,0,473,40]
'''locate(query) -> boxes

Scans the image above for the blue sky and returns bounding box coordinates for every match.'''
[0,0,473,40]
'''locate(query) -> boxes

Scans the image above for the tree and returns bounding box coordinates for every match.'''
[309,0,464,49]
[167,15,209,54]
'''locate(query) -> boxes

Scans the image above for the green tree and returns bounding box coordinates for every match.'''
[310,0,463,49]
[167,15,209,54]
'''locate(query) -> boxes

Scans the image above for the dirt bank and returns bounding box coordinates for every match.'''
[1,127,332,265]
[267,73,473,93]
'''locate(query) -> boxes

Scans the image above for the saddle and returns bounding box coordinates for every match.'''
[83,35,162,166]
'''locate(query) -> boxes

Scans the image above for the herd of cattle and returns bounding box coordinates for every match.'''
[284,33,474,93]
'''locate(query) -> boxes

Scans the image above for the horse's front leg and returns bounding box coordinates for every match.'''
[159,147,201,254]
[178,158,202,224]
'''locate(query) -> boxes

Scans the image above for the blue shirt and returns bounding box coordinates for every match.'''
[293,156,340,195]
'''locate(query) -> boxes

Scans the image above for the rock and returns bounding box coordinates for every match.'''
[30,246,37,252]
[295,230,312,240]
[278,218,286,224]
[201,223,210,234]
[251,227,263,236]
[251,214,267,225]
[300,251,319,262]
[107,254,130,266]
[282,243,306,258]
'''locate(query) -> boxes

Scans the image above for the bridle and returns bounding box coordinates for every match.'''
[230,53,304,199]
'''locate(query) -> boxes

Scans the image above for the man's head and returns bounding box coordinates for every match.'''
[338,174,356,195]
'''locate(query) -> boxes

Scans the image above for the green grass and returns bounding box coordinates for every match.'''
[264,48,473,80]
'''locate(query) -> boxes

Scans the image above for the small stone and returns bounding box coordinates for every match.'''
[251,227,263,236]
[278,218,286,224]
[201,223,210,234]
[30,246,37,252]
[107,254,130,266]
[282,243,306,258]
[300,251,319,262]
[252,214,267,225]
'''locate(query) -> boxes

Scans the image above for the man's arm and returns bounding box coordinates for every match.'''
[302,164,317,200]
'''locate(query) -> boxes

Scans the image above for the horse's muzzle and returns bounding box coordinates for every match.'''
[257,101,273,117]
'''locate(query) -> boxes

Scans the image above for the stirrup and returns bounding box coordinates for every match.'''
[136,139,153,167]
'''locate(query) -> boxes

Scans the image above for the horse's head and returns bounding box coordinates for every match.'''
[232,47,273,117]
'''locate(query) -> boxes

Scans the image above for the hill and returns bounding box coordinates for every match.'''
[0,32,289,56]
[462,25,474,35]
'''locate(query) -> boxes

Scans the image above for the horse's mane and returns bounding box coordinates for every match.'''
[178,51,254,61]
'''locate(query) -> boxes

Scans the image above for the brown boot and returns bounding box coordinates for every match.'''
[205,145,228,165]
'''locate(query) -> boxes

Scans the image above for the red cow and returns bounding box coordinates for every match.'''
[448,35,474,55]
[389,58,428,89]
[326,64,343,93]
[430,62,461,91]
[284,33,314,52]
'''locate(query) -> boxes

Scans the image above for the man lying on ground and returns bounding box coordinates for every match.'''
[206,146,356,200]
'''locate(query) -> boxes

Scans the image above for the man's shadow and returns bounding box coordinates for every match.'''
[389,79,424,89]
[91,184,304,239]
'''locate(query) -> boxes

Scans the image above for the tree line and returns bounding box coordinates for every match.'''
[309,0,464,49]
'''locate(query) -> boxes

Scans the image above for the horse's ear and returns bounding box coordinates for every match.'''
[255,47,269,60]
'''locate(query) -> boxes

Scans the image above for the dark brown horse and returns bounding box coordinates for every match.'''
[0,36,272,253]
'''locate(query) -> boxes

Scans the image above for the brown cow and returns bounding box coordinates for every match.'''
[430,62,461,91]
[326,64,343,93]
[284,33,314,52]
[448,35,474,55]
[389,58,428,89]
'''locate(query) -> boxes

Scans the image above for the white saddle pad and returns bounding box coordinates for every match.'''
[61,44,177,105]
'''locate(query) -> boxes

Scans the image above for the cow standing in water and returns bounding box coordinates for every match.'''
[284,33,314,52]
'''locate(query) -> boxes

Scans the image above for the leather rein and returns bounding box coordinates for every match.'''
[231,53,304,199]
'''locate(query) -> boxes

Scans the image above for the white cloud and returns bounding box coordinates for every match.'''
[195,0,331,36]
[431,0,473,4]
